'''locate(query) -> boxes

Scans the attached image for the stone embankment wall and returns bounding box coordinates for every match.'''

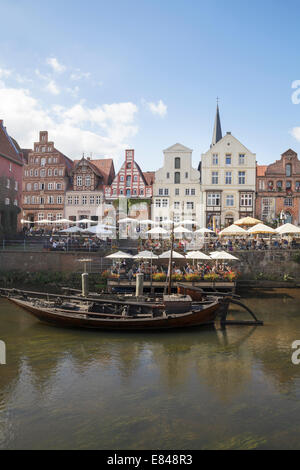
[0,250,299,280]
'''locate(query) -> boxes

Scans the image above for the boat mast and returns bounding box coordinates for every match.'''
[167,215,174,295]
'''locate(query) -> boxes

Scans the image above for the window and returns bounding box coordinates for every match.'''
[132,189,137,195]
[159,188,163,196]
[126,175,131,187]
[56,214,62,221]
[77,176,82,187]
[238,171,245,184]
[174,172,180,184]
[30,169,33,177]
[26,183,32,191]
[276,181,282,191]
[174,201,180,209]
[48,196,54,204]
[166,172,170,179]
[133,175,138,182]
[240,193,253,206]
[34,169,38,176]
[31,196,35,204]
[155,199,161,208]
[34,183,38,190]
[38,213,44,221]
[212,154,218,165]
[212,171,218,184]
[225,155,231,165]
[59,169,64,176]
[57,196,62,204]
[284,198,293,206]
[185,189,190,196]
[82,196,87,205]
[175,157,180,169]
[286,164,292,177]
[286,181,292,190]
[40,169,46,177]
[54,169,58,176]
[175,188,180,196]
[9,163,12,172]
[164,189,169,196]
[48,183,53,190]
[48,169,52,176]
[56,183,62,190]
[226,195,234,206]
[6,179,10,189]
[185,172,188,178]
[207,193,220,206]
[296,181,300,192]
[41,158,46,166]
[120,175,124,182]
[127,162,131,169]
[40,183,45,190]
[225,172,232,184]
[140,189,144,195]
[96,195,102,204]
[191,188,195,195]
[162,199,168,208]
[48,157,52,164]
[74,196,79,205]
[15,181,18,191]
[239,154,245,165]
[85,176,91,187]
[90,196,95,205]
[186,202,194,210]
[67,196,73,205]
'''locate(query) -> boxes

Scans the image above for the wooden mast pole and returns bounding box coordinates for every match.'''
[168,215,174,295]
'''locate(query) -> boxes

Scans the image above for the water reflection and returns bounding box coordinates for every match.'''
[0,290,300,449]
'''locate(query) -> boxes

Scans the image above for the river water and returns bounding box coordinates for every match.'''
[0,289,300,450]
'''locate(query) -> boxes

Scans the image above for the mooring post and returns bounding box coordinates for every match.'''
[136,273,144,298]
[82,272,89,297]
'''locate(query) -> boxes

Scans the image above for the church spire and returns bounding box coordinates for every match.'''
[211,100,222,146]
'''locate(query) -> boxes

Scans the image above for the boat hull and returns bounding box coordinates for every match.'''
[10,298,222,331]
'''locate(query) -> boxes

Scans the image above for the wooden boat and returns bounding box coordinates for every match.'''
[8,296,228,331]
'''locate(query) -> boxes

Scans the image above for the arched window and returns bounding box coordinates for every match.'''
[286,164,292,177]
[174,172,180,184]
[175,157,180,169]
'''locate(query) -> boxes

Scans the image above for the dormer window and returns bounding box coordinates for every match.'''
[286,164,292,177]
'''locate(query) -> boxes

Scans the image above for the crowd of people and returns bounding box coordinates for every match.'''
[45,236,111,252]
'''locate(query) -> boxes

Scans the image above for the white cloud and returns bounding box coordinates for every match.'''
[66,86,80,98]
[0,68,12,79]
[46,57,66,74]
[145,99,167,117]
[70,70,91,81]
[0,78,138,160]
[45,80,60,95]
[291,127,300,141]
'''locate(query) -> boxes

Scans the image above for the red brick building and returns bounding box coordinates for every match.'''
[0,120,24,236]
[22,131,73,224]
[256,149,300,225]
[103,149,154,220]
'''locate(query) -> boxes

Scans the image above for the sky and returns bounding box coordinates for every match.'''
[0,0,300,171]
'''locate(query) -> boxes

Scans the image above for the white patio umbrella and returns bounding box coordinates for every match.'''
[210,251,239,260]
[159,250,185,259]
[146,227,169,235]
[75,218,95,224]
[21,219,32,224]
[139,219,155,225]
[161,219,175,225]
[118,217,137,223]
[195,227,215,234]
[219,224,247,236]
[105,251,133,259]
[133,250,159,259]
[37,219,53,224]
[275,223,300,234]
[84,224,112,234]
[54,218,74,224]
[174,226,192,234]
[247,223,276,234]
[59,226,85,233]
[186,251,211,260]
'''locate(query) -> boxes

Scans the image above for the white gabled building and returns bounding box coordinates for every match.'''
[200,106,256,229]
[152,143,202,224]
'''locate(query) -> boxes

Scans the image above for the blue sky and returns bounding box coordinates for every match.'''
[0,0,300,170]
